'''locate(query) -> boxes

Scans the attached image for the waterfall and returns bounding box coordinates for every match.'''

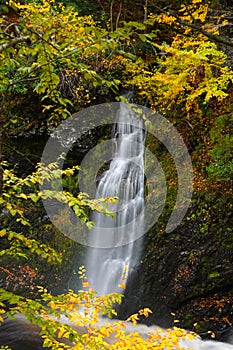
[86,101,145,295]
[1,102,233,350]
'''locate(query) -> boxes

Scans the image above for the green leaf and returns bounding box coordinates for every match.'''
[30,193,40,203]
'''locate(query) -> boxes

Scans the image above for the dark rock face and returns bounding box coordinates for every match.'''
[119,192,233,341]
[0,315,44,350]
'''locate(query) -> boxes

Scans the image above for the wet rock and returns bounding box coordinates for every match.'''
[122,192,233,340]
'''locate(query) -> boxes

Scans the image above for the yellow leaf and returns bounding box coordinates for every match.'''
[82,281,90,288]
[118,283,126,290]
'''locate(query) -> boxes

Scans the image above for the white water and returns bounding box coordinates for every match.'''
[83,102,233,349]
[1,104,233,349]
[1,313,233,350]
[86,102,145,295]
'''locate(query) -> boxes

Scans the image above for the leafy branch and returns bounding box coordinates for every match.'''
[0,35,28,53]
[0,23,29,53]
[172,14,233,48]
[153,3,233,48]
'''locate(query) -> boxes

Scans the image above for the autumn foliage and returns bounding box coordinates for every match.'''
[0,0,232,348]
[0,266,198,349]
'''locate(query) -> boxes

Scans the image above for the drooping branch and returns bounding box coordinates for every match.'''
[153,4,233,48]
[174,16,233,48]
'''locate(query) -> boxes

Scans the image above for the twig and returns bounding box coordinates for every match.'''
[7,77,39,88]
[27,28,60,52]
[175,17,233,48]
[0,266,16,277]
[153,4,233,48]
[7,146,39,166]
[110,1,114,32]
[144,0,148,23]
[0,23,30,53]
[115,3,122,30]
[0,36,29,53]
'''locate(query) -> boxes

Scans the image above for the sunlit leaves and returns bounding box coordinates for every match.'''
[0,161,117,268]
[0,268,198,349]
[0,228,61,262]
[0,0,145,126]
[127,37,232,114]
[3,160,115,220]
[179,0,209,24]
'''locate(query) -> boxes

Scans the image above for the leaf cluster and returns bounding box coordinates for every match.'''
[0,161,116,262]
[0,268,198,349]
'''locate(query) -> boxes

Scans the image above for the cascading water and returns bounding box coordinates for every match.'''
[86,101,145,296]
[1,102,233,350]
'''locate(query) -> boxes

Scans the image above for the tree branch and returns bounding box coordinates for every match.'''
[4,22,20,36]
[175,17,233,48]
[153,4,233,48]
[27,28,60,52]
[0,36,29,53]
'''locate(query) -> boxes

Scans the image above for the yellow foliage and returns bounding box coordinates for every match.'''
[156,14,176,25]
[179,1,209,24]
[112,0,232,118]
[124,37,232,117]
[35,269,199,349]
[0,266,198,349]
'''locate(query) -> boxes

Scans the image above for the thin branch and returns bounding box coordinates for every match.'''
[175,17,233,48]
[27,28,60,52]
[0,23,30,53]
[7,77,39,88]
[0,266,16,277]
[110,1,114,32]
[7,146,39,165]
[0,23,60,54]
[4,23,18,37]
[144,0,148,23]
[0,36,29,53]
[115,3,122,30]
[153,4,233,48]
[4,23,20,35]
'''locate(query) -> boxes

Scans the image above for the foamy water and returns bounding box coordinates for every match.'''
[86,101,145,295]
[0,313,232,349]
